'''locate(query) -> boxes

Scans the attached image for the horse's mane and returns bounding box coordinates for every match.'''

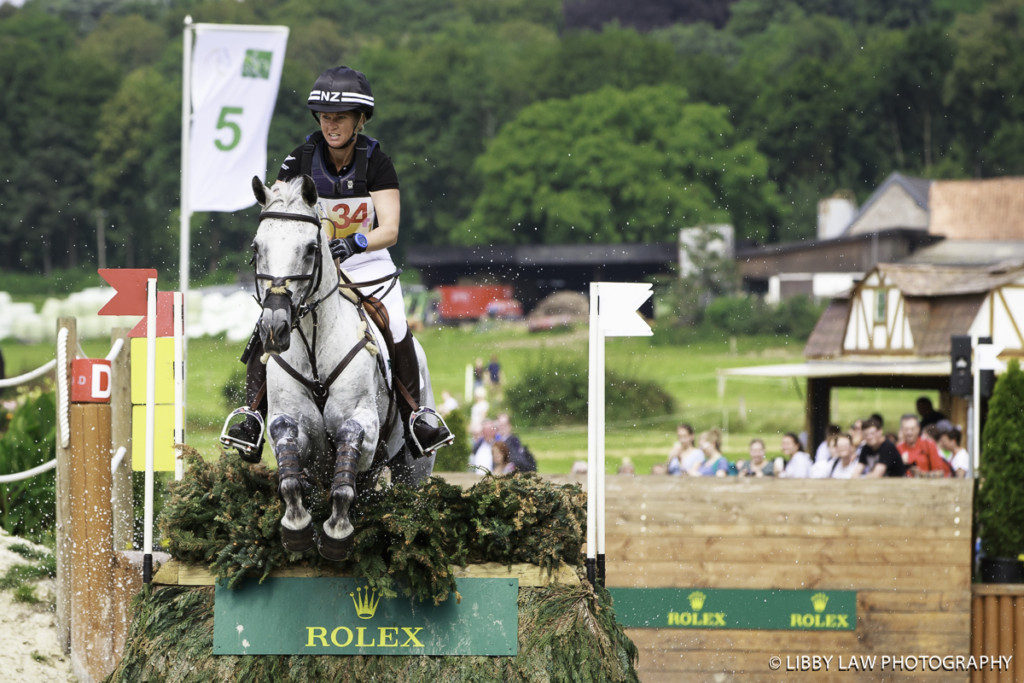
[263,178,312,212]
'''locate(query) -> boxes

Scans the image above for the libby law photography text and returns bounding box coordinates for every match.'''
[772,654,1013,673]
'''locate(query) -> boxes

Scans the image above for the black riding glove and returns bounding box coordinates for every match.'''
[329,233,368,263]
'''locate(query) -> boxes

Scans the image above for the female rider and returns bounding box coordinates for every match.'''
[228,65,449,460]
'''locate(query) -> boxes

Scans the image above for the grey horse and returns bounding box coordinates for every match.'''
[250,175,434,560]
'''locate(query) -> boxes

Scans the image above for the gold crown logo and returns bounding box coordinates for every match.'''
[350,586,381,620]
[811,593,829,613]
[688,591,706,611]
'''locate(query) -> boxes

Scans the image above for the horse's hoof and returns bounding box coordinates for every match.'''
[317,527,354,562]
[280,523,315,553]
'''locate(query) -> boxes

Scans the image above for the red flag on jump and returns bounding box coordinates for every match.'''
[97,268,158,316]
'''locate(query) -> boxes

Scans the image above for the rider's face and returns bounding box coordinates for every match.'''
[318,111,360,148]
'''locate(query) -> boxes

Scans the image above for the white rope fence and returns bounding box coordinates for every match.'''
[0,459,56,484]
[56,327,71,449]
[0,330,127,484]
[0,359,56,389]
[105,337,124,363]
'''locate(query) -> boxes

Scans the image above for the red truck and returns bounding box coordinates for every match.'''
[436,285,522,321]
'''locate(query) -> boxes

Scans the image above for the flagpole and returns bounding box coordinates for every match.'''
[143,278,157,584]
[180,15,193,297]
[586,283,598,587]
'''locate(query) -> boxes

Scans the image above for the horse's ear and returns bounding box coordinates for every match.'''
[300,174,318,207]
[252,176,268,206]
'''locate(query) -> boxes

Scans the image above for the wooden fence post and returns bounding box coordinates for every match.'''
[110,327,132,551]
[109,327,135,663]
[69,403,117,681]
[54,317,75,655]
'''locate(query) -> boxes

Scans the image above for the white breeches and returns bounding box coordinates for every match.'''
[344,250,408,342]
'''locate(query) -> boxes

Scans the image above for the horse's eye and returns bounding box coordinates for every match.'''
[304,242,317,258]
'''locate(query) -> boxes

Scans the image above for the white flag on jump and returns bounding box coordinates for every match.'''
[188,25,288,212]
[597,282,653,337]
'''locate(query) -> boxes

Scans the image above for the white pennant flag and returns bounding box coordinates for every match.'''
[597,282,653,337]
[188,24,288,212]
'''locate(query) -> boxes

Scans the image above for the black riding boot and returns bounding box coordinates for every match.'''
[226,334,267,463]
[393,334,451,456]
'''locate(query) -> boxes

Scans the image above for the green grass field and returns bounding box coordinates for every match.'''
[1,324,930,474]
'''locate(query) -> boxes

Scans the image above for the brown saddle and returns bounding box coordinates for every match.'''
[360,293,395,361]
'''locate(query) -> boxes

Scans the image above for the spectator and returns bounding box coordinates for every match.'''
[439,390,459,416]
[811,425,841,478]
[937,427,971,478]
[849,419,865,452]
[468,386,490,436]
[737,438,777,477]
[693,429,730,477]
[916,396,947,430]
[470,420,497,472]
[779,433,812,478]
[472,358,486,390]
[570,460,588,475]
[487,355,501,387]
[829,434,864,478]
[922,423,942,443]
[897,414,951,477]
[617,457,636,475]
[859,418,907,477]
[495,412,537,472]
[491,441,515,474]
[814,424,841,463]
[870,413,885,429]
[664,423,704,476]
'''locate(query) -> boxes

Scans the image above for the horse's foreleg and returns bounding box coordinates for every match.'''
[319,418,364,561]
[269,415,314,552]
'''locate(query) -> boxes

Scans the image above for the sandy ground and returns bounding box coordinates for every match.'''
[0,529,73,682]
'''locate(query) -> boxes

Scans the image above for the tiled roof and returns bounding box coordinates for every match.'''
[804,299,850,359]
[907,295,987,356]
[929,177,1024,240]
[876,262,1024,297]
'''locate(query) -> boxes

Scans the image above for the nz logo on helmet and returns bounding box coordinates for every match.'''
[309,90,343,103]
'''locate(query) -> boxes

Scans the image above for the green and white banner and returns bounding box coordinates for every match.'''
[608,588,856,631]
[188,24,288,212]
[213,577,519,656]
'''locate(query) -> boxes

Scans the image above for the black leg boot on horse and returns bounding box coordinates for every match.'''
[393,334,454,457]
[220,329,268,463]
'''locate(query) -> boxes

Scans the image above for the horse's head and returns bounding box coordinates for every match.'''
[251,175,324,354]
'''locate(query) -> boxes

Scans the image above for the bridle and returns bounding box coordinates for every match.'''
[251,209,339,322]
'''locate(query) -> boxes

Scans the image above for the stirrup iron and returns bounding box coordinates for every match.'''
[220,407,266,458]
[409,407,454,456]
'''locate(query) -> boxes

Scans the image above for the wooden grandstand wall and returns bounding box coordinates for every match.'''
[602,476,973,680]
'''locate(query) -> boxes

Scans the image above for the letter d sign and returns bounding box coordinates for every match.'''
[71,359,112,403]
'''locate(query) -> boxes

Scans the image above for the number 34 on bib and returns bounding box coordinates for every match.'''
[321,198,374,239]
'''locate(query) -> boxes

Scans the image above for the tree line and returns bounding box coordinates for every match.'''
[0,0,1021,280]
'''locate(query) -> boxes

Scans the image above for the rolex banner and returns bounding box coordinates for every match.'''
[188,24,288,212]
[213,578,519,655]
[607,588,857,631]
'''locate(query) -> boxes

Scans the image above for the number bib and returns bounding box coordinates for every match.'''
[318,196,375,239]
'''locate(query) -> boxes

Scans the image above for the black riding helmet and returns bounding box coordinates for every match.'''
[306,66,374,121]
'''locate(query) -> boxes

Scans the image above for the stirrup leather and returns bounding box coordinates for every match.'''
[220,407,266,458]
[409,407,454,455]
